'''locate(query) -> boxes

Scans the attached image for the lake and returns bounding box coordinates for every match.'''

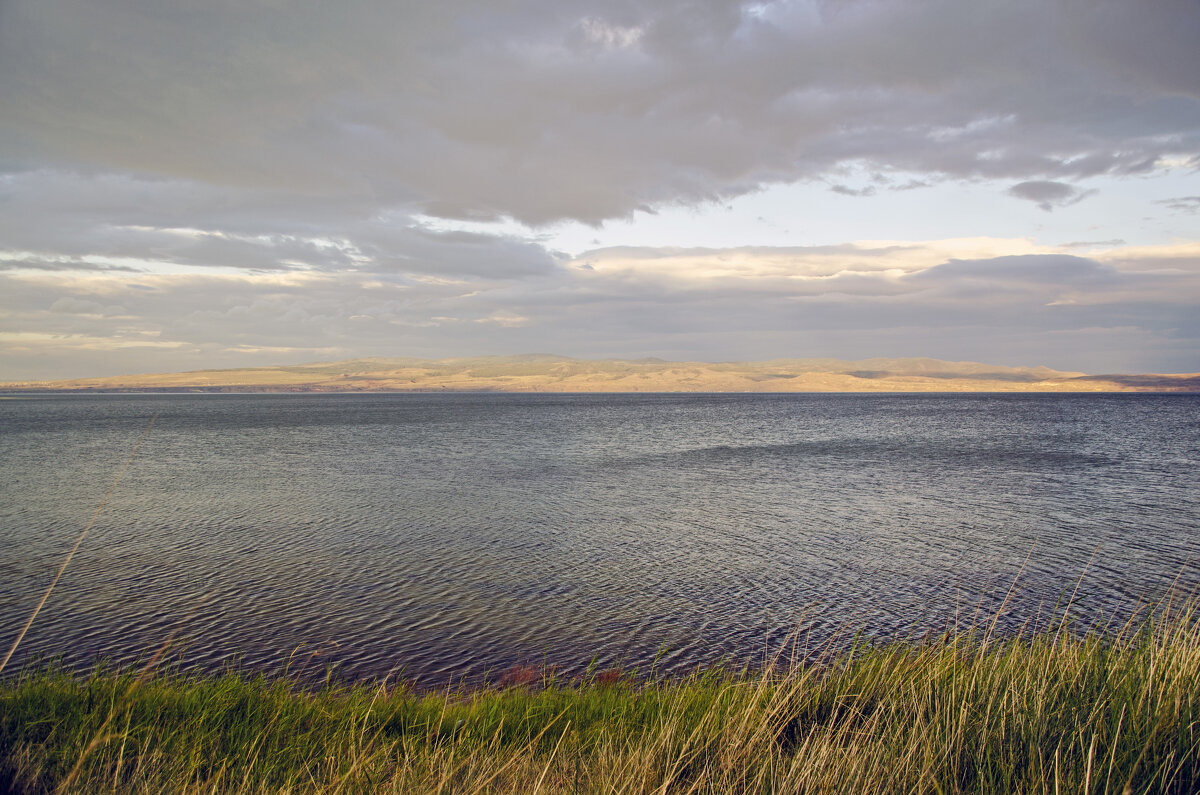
[1,393,1197,685]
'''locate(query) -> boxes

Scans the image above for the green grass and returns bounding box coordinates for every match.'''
[2,601,1199,793]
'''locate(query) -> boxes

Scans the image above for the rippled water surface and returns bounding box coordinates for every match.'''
[1,393,1198,684]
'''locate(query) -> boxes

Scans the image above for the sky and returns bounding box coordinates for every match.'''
[1,0,1198,380]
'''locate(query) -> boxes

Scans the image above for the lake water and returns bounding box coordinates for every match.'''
[1,393,1197,686]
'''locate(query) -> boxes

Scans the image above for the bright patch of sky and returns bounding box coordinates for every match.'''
[434,164,1199,256]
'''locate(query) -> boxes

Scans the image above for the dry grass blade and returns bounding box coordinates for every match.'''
[0,413,158,676]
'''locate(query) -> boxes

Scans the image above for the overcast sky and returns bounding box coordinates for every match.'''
[2,0,1198,379]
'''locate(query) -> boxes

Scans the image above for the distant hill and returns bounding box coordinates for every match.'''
[3,355,1198,393]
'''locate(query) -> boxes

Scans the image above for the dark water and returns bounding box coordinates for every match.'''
[1,393,1197,685]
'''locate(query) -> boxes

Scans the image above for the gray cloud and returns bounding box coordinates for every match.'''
[830,184,877,197]
[0,255,142,273]
[1060,239,1126,249]
[891,179,933,191]
[1007,181,1096,211]
[4,246,1198,379]
[910,255,1120,286]
[0,170,561,279]
[1156,196,1200,213]
[2,0,1198,225]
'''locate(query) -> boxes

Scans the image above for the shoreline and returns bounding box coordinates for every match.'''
[4,386,1200,395]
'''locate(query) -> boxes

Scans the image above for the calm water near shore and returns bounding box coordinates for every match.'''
[1,393,1197,685]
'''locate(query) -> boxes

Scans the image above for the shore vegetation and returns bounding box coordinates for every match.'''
[2,598,1199,793]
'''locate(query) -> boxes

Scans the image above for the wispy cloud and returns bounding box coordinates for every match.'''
[1155,196,1200,214]
[4,238,1197,378]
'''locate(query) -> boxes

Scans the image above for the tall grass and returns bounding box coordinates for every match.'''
[2,598,1198,793]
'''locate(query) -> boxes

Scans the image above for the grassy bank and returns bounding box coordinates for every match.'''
[3,603,1199,794]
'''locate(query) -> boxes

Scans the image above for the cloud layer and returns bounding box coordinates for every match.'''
[4,238,1198,379]
[5,0,1198,224]
[1,0,1198,377]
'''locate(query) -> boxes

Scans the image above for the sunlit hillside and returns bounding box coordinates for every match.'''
[3,355,1198,393]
